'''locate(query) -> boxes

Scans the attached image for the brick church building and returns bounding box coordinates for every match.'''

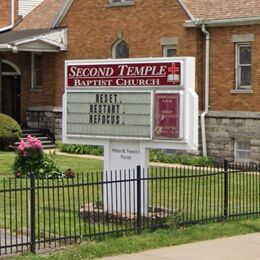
[0,0,259,162]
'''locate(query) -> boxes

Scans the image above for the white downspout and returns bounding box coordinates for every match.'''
[0,0,15,32]
[201,23,210,157]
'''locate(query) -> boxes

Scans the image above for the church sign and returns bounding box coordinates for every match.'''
[66,61,181,87]
[66,91,152,139]
[63,57,198,214]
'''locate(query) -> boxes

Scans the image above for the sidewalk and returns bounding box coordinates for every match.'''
[46,150,195,168]
[101,233,260,260]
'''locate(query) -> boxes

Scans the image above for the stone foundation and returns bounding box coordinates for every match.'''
[25,108,260,163]
[205,111,260,163]
[26,107,62,140]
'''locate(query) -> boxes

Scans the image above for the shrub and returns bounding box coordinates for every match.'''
[13,135,64,179]
[150,150,213,166]
[58,143,104,156]
[0,113,21,150]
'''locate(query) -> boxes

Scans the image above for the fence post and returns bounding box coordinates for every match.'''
[30,173,36,254]
[136,165,142,234]
[224,160,229,220]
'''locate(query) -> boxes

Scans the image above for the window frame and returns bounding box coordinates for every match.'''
[31,52,43,90]
[107,0,135,7]
[234,139,252,162]
[112,39,129,59]
[235,43,252,89]
[163,45,177,57]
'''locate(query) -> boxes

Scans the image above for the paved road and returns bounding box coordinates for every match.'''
[102,233,260,260]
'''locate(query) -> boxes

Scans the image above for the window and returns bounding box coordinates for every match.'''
[236,44,252,89]
[112,39,129,59]
[108,0,134,6]
[163,45,177,57]
[31,53,43,89]
[235,140,251,161]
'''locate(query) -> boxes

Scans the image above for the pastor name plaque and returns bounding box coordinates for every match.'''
[154,93,180,139]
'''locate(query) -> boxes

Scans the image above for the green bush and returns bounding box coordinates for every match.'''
[58,143,104,156]
[0,113,21,150]
[58,144,212,167]
[13,135,64,179]
[150,150,213,166]
[13,150,65,179]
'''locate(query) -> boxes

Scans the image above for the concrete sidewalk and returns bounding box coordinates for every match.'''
[101,233,260,260]
[46,149,195,168]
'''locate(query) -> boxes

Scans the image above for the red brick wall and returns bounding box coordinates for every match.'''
[209,25,260,111]
[0,1,11,28]
[4,1,260,124]
[3,52,56,123]
[55,0,204,108]
[0,0,19,29]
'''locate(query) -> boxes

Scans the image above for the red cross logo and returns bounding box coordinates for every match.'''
[167,63,180,84]
[168,63,180,74]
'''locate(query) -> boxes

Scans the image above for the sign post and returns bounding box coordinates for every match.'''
[63,58,198,215]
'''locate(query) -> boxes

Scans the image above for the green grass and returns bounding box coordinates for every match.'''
[0,151,16,176]
[0,152,259,243]
[0,151,259,259]
[0,151,103,177]
[0,152,104,239]
[16,217,260,259]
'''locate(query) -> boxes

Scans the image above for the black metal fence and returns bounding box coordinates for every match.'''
[0,160,259,255]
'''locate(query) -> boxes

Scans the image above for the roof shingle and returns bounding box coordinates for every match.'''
[182,0,260,20]
[14,0,65,30]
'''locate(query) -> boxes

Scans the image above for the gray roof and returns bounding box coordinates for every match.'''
[0,28,52,44]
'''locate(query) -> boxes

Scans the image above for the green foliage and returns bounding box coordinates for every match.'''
[13,150,64,179]
[58,144,212,167]
[150,150,213,166]
[15,218,260,260]
[0,151,103,177]
[58,143,104,156]
[0,113,21,150]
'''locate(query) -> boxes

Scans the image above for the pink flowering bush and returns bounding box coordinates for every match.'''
[17,135,43,157]
[13,135,63,178]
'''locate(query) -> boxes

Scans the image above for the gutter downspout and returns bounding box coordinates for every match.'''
[201,23,210,157]
[0,0,15,33]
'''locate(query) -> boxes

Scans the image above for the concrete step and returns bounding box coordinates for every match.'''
[16,128,56,150]
[19,136,48,141]
[43,144,56,149]
[21,133,45,138]
[21,128,42,134]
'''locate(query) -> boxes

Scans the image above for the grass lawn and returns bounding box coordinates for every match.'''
[0,151,259,259]
[0,151,103,177]
[16,217,260,259]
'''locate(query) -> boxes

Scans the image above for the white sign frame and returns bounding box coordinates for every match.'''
[63,57,198,215]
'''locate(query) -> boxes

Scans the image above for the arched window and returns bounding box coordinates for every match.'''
[1,60,21,75]
[2,63,16,73]
[112,39,129,59]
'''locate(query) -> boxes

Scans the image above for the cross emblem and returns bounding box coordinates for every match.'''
[167,63,180,84]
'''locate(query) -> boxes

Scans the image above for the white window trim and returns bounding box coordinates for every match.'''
[234,139,251,162]
[235,43,252,89]
[31,52,43,89]
[163,45,177,57]
[112,39,129,59]
[107,0,135,7]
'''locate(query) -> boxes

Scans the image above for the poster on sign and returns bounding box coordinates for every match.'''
[63,58,198,215]
[154,93,181,139]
